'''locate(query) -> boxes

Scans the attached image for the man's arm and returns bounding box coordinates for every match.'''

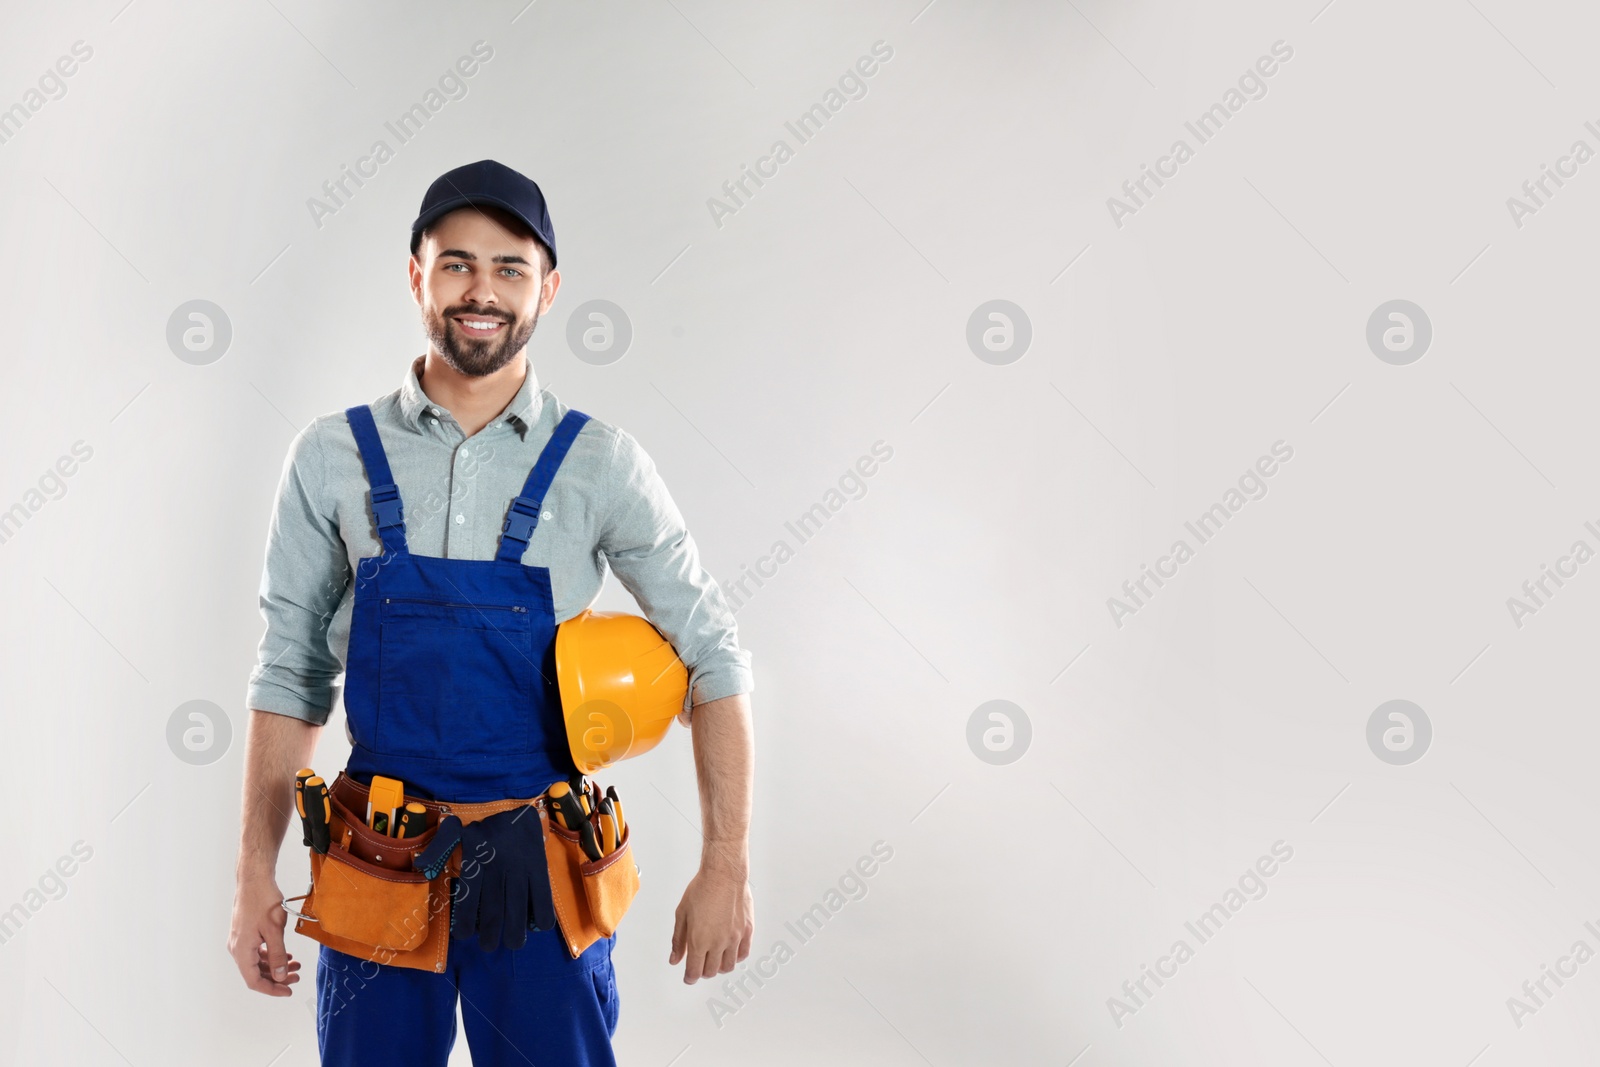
[595,426,756,983]
[668,691,755,983]
[227,710,321,996]
[231,418,351,995]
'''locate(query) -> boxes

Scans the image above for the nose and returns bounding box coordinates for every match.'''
[462,271,498,309]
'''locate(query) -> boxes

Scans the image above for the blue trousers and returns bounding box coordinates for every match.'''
[316,927,618,1066]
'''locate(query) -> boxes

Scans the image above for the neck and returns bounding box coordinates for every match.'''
[418,350,528,437]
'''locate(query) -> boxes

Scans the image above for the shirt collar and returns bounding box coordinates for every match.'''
[399,352,544,436]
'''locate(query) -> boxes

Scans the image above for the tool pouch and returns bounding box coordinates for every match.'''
[288,772,639,967]
[286,775,456,974]
[540,802,641,959]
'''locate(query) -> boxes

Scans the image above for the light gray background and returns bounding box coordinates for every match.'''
[1,0,1596,1064]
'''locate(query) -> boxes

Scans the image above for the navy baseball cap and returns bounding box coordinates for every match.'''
[409,159,557,268]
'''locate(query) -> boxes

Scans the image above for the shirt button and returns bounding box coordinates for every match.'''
[455,515,465,524]
[431,407,440,415]
[541,511,553,521]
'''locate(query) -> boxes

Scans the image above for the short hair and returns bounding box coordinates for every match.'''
[410,206,553,278]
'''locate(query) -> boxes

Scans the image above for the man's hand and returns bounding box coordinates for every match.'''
[669,861,754,983]
[230,709,319,997]
[669,692,755,983]
[228,875,302,996]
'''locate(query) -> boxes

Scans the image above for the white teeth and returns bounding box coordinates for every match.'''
[461,320,502,329]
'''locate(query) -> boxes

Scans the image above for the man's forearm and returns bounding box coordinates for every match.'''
[236,709,322,881]
[688,692,753,874]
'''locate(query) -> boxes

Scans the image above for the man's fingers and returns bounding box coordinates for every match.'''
[256,964,302,986]
[238,945,296,997]
[242,973,289,996]
[255,945,301,973]
[668,909,686,965]
[263,930,290,981]
[234,945,272,995]
[719,944,738,975]
[252,943,300,994]
[681,944,704,984]
[258,899,291,980]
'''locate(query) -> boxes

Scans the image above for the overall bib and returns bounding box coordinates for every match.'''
[315,404,618,1067]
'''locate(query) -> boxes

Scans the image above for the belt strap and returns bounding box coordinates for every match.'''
[332,771,546,826]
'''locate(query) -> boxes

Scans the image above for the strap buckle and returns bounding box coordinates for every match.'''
[370,483,404,529]
[501,495,542,543]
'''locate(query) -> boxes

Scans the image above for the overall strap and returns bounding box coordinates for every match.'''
[345,405,409,555]
[496,409,592,562]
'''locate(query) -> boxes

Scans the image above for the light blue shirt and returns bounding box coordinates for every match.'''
[247,353,754,726]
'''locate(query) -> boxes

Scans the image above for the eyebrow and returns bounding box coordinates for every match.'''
[436,249,532,266]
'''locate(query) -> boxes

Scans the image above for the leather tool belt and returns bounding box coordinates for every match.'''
[284,771,640,972]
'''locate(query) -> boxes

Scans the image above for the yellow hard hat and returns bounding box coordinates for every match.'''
[555,609,689,774]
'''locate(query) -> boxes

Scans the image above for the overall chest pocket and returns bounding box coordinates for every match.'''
[376,597,538,759]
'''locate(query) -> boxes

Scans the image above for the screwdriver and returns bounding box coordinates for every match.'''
[605,785,625,845]
[547,782,602,861]
[297,774,331,854]
[547,781,575,829]
[597,797,617,856]
[396,802,429,838]
[294,769,315,847]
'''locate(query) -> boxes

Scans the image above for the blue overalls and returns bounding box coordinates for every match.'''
[314,403,618,1067]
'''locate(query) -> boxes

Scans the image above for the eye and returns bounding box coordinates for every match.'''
[444,262,467,272]
[500,267,523,278]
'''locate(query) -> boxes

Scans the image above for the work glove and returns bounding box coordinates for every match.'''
[451,805,557,952]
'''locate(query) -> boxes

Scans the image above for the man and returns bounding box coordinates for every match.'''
[227,159,756,1065]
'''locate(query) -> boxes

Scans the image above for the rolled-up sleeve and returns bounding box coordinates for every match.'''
[598,428,754,709]
[246,419,351,724]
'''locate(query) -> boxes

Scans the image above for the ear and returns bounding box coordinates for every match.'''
[408,253,423,306]
[538,267,562,315]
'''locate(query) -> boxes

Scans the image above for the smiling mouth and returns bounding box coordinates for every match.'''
[453,315,508,338]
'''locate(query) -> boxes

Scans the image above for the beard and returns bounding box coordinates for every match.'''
[422,300,541,378]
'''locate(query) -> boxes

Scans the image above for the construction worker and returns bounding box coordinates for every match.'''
[226,159,756,1066]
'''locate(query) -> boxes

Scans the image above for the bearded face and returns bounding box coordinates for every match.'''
[421,298,541,378]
